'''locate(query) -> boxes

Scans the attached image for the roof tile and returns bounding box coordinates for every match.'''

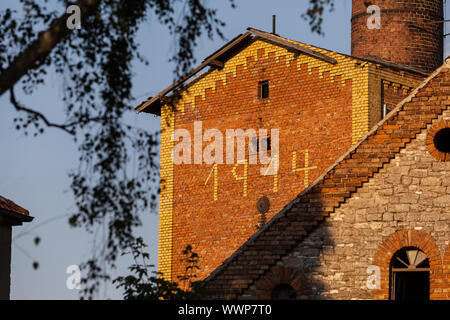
[0,195,29,216]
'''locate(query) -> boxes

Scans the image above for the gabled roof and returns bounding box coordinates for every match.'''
[135,27,339,114]
[202,58,450,299]
[136,27,427,115]
[0,195,33,226]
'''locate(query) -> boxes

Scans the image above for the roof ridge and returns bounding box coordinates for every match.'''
[203,59,450,299]
[247,27,427,77]
[136,28,345,114]
[136,28,426,114]
[246,28,337,65]
[248,27,342,58]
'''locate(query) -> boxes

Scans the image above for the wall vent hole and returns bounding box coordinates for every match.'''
[433,128,450,153]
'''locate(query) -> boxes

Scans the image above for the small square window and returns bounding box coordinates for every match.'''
[264,137,271,151]
[259,80,269,99]
[251,137,271,153]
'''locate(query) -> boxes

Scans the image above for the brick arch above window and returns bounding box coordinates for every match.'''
[372,230,444,300]
[250,266,311,300]
[445,245,450,300]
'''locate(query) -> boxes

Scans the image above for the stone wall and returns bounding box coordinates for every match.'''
[245,110,450,300]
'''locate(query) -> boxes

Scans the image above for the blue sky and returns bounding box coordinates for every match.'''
[0,0,448,299]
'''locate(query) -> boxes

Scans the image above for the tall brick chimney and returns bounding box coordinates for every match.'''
[351,0,444,74]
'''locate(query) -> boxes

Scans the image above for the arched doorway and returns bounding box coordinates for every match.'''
[390,247,430,300]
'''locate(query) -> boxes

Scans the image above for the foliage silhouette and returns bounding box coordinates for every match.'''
[114,238,203,300]
[0,0,334,299]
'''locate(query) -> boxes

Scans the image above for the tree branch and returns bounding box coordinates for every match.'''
[10,87,103,135]
[0,0,101,97]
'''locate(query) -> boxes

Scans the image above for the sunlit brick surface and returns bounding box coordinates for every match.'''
[158,36,422,283]
[352,0,444,74]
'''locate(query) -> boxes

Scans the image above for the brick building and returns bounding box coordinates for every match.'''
[0,195,33,299]
[137,0,449,299]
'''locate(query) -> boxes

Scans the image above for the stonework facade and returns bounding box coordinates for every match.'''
[202,61,450,300]
[245,111,450,299]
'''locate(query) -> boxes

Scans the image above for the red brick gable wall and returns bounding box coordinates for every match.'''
[171,48,354,282]
[203,61,450,299]
[156,35,423,283]
[382,81,412,114]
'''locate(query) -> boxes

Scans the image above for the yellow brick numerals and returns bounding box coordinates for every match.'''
[205,164,218,201]
[292,150,317,187]
[232,159,248,197]
[261,155,279,193]
[205,158,281,200]
[202,151,315,200]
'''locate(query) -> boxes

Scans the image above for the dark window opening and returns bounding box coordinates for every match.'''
[271,284,296,300]
[390,247,430,300]
[259,80,269,99]
[263,137,271,152]
[393,272,430,301]
[434,128,450,153]
[252,137,271,153]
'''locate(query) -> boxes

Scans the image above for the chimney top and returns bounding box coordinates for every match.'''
[351,0,444,74]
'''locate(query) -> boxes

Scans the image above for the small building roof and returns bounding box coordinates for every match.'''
[0,195,33,226]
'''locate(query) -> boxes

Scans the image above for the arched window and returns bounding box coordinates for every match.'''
[271,283,296,300]
[390,247,430,300]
